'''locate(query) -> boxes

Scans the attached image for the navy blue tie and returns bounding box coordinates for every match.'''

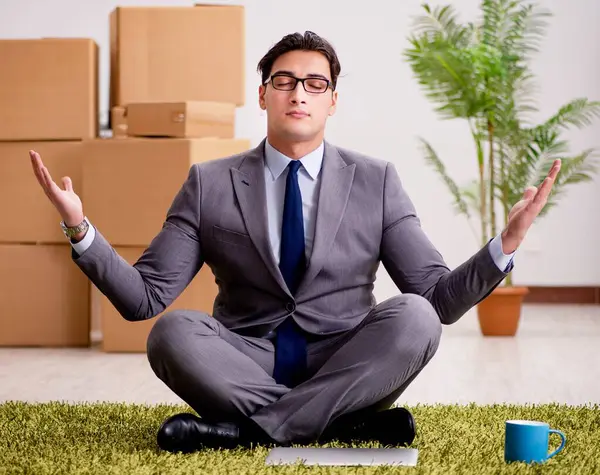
[273,160,307,388]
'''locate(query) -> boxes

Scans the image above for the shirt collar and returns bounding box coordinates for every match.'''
[264,139,324,181]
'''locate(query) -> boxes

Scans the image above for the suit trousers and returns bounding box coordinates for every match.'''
[146,293,442,444]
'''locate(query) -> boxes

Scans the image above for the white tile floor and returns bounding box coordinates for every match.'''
[1,304,599,406]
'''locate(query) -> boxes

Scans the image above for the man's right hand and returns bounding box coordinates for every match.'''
[30,150,85,229]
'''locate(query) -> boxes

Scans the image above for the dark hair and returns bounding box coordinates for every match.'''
[257,31,341,90]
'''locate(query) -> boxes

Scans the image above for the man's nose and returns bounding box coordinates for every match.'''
[289,81,308,103]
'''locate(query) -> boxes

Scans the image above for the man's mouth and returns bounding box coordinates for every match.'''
[286,110,309,118]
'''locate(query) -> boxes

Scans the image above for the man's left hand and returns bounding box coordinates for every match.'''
[500,159,562,254]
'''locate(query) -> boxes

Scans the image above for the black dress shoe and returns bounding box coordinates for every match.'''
[157,413,241,453]
[320,407,416,447]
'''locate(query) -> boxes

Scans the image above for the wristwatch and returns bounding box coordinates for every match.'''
[60,217,90,239]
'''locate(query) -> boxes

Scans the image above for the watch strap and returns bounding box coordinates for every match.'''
[60,217,89,239]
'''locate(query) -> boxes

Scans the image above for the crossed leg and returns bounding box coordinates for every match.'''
[147,293,442,445]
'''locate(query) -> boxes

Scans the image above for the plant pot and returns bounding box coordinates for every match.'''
[477,286,529,336]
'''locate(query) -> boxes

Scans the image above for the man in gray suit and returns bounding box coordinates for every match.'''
[31,31,560,452]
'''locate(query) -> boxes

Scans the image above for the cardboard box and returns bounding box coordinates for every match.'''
[110,5,245,110]
[92,247,218,352]
[0,141,83,244]
[111,106,128,138]
[126,101,235,139]
[0,38,98,141]
[82,137,251,246]
[0,244,90,347]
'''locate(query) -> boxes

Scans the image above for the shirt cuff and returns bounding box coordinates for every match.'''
[71,220,96,255]
[488,233,515,272]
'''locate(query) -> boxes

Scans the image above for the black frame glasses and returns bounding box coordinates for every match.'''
[265,74,333,94]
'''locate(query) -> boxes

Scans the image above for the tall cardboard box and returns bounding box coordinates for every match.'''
[0,244,90,347]
[0,38,98,141]
[92,247,218,352]
[82,137,251,246]
[0,141,83,244]
[110,5,245,110]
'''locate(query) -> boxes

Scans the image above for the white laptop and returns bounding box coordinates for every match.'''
[265,447,419,466]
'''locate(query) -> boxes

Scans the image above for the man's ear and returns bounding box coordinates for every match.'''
[258,85,267,110]
[328,90,338,116]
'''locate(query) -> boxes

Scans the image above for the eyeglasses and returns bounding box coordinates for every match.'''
[265,74,333,94]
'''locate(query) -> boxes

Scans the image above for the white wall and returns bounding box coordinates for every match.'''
[3,0,600,301]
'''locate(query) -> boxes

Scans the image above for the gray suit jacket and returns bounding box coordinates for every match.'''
[74,139,511,337]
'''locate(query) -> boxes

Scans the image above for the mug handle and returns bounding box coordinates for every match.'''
[547,429,566,459]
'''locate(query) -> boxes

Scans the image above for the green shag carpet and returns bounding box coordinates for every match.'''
[1,402,599,474]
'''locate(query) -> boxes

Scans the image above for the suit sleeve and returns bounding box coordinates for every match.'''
[379,162,511,324]
[72,164,204,321]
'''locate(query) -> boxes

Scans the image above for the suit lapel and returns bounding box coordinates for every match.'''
[297,142,356,295]
[231,140,292,298]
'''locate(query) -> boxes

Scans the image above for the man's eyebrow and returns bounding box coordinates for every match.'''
[305,73,330,81]
[272,69,295,76]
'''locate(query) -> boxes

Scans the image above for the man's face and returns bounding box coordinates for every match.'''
[259,50,338,143]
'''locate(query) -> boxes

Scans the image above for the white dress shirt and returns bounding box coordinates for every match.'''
[71,140,515,272]
[264,139,323,266]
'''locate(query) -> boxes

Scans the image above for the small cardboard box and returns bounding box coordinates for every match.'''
[126,101,235,139]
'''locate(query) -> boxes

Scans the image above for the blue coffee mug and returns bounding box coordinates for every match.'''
[505,420,566,463]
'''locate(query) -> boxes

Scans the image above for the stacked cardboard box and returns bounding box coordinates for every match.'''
[1,4,251,352]
[0,38,98,347]
[86,4,250,352]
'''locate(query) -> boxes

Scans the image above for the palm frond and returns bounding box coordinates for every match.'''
[504,2,550,57]
[511,71,539,124]
[478,0,549,130]
[418,137,471,218]
[481,0,550,59]
[480,0,504,48]
[498,124,568,207]
[537,149,598,217]
[500,131,597,213]
[459,179,483,218]
[410,3,471,46]
[540,98,600,131]
[405,40,488,119]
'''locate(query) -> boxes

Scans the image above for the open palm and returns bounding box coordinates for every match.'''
[30,150,84,226]
[501,159,562,253]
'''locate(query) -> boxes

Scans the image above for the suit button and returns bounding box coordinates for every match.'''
[286,301,295,312]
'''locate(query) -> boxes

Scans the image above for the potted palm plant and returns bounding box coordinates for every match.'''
[404,0,600,335]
